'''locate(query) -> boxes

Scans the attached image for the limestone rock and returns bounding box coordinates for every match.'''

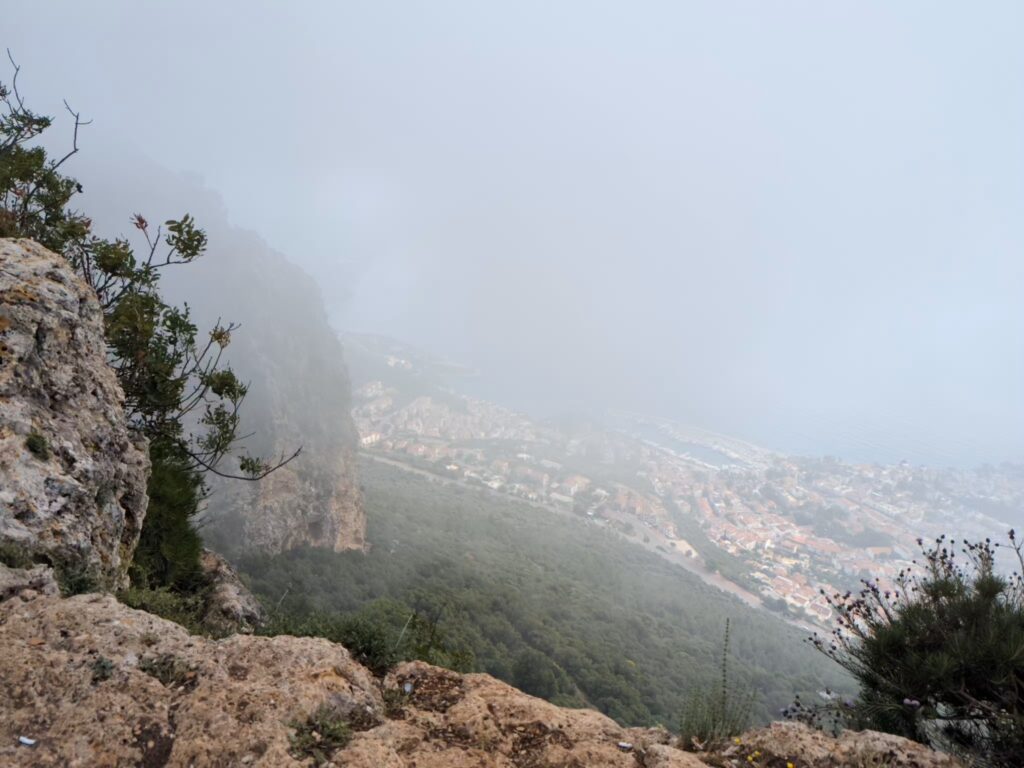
[198,548,265,635]
[0,239,149,589]
[736,721,962,767]
[0,594,703,767]
[0,562,59,602]
[0,593,961,767]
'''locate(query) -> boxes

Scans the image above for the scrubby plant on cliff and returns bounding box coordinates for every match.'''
[679,619,755,749]
[0,53,297,592]
[812,532,1024,766]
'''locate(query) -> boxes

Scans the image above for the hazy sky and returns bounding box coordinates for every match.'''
[6,2,1023,466]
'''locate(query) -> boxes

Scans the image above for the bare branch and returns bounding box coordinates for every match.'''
[186,445,303,481]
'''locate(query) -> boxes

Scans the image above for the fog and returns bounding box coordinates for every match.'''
[6,1,1023,466]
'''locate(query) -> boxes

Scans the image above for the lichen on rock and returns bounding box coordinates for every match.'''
[0,239,149,589]
[0,590,962,767]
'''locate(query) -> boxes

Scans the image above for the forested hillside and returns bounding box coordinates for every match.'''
[239,459,850,727]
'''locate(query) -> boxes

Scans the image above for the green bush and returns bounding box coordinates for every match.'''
[24,431,50,460]
[0,541,33,569]
[263,597,474,677]
[815,533,1024,766]
[288,704,352,766]
[90,656,115,684]
[138,653,197,689]
[118,586,209,635]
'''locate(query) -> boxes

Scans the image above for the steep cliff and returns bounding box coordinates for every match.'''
[0,589,960,767]
[67,153,365,557]
[159,225,365,556]
[0,239,149,589]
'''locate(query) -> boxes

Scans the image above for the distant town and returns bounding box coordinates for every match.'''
[349,342,1024,630]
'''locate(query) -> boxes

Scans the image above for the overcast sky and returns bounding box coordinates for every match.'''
[6,2,1023,466]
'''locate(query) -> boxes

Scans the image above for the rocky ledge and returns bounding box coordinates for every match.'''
[0,584,959,768]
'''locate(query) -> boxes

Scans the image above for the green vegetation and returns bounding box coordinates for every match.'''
[0,540,33,569]
[0,58,292,593]
[90,656,114,684]
[262,598,473,676]
[139,653,197,689]
[288,704,353,766]
[679,620,755,748]
[118,586,211,636]
[814,533,1024,766]
[240,459,849,727]
[24,431,49,460]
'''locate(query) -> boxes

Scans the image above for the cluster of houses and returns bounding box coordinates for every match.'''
[353,378,1016,628]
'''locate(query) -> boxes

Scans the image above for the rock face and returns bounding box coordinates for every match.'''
[198,548,266,635]
[0,591,960,768]
[158,227,365,556]
[734,721,962,767]
[0,239,149,589]
[0,562,58,602]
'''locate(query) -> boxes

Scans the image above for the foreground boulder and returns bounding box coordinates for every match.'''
[0,239,149,589]
[0,591,959,767]
[198,548,266,635]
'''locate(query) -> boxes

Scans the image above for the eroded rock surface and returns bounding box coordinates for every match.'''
[0,592,960,768]
[198,548,265,635]
[0,562,59,602]
[0,239,149,589]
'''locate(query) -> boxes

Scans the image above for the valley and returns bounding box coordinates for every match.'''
[238,458,851,727]
[345,334,1023,631]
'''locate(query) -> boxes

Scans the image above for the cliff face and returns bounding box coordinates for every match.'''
[159,226,365,556]
[0,589,960,768]
[0,240,149,588]
[66,153,365,557]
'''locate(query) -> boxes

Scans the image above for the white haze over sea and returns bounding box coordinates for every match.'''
[6,1,1023,467]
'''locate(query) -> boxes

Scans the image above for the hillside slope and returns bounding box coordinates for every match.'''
[240,459,851,727]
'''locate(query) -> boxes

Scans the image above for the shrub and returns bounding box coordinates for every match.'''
[139,653,197,689]
[0,541,33,569]
[118,586,209,635]
[90,656,115,683]
[24,431,49,460]
[263,597,475,677]
[813,532,1024,766]
[679,619,755,749]
[288,704,353,766]
[52,558,101,596]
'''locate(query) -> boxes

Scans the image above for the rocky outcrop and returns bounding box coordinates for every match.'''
[0,591,959,767]
[0,239,149,589]
[732,721,962,767]
[0,562,58,602]
[198,548,265,635]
